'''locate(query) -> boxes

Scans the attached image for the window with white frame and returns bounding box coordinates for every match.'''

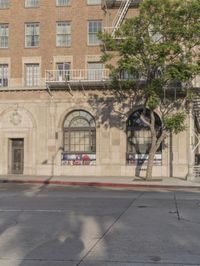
[87,0,101,5]
[25,64,40,86]
[56,22,71,47]
[88,20,102,45]
[25,23,40,48]
[0,64,8,87]
[0,24,9,48]
[56,62,71,81]
[0,0,9,8]
[88,62,103,80]
[56,0,70,6]
[25,0,39,8]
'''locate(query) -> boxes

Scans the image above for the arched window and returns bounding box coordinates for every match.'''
[63,110,96,153]
[127,109,162,165]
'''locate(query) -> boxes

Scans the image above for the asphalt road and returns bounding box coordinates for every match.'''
[0,183,199,266]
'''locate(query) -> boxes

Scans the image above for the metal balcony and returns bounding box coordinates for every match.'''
[45,69,110,88]
[102,0,141,9]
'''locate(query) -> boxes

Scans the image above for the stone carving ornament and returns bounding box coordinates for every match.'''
[10,110,22,125]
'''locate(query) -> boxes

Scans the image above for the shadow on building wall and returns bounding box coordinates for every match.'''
[87,90,150,178]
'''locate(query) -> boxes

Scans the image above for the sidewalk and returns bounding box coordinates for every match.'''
[0,174,200,190]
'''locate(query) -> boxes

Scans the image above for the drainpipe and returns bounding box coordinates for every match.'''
[187,102,195,181]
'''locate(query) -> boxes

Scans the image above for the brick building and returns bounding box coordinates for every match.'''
[0,0,199,180]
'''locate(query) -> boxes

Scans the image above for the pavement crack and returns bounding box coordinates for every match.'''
[174,192,181,220]
[180,218,200,225]
[76,192,144,266]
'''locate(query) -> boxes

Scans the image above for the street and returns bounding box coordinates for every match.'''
[0,183,199,266]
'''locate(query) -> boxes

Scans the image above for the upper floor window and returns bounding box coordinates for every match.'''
[0,24,9,48]
[56,0,70,6]
[25,23,40,48]
[0,64,8,87]
[56,22,71,47]
[120,70,139,80]
[25,63,40,86]
[0,0,9,8]
[56,62,71,81]
[88,20,102,45]
[25,0,39,8]
[87,0,101,5]
[88,62,103,80]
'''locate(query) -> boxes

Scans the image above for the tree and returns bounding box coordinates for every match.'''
[99,0,200,180]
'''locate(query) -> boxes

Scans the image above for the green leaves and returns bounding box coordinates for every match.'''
[164,112,186,134]
[147,94,160,110]
[99,0,200,136]
[98,31,116,51]
[166,63,200,82]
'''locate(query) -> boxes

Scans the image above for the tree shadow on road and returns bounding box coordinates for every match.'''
[19,212,84,265]
[0,185,121,266]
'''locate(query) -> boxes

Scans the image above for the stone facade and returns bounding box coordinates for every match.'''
[0,89,189,178]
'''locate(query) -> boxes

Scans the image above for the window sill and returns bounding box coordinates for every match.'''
[87,44,101,47]
[25,46,40,49]
[56,5,71,7]
[56,46,71,48]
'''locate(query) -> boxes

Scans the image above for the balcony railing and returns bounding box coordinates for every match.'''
[45,69,110,85]
[102,0,141,9]
[0,71,199,91]
[103,26,128,37]
[103,27,115,34]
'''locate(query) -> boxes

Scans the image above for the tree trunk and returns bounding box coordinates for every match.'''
[146,130,168,180]
[146,144,157,180]
[145,110,157,180]
[140,109,168,181]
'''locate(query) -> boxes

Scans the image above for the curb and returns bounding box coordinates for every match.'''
[0,178,200,190]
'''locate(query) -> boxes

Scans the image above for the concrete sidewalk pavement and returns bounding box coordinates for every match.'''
[0,174,200,190]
